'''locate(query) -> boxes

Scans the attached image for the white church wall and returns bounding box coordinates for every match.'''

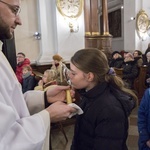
[15,0,40,64]
[15,0,85,65]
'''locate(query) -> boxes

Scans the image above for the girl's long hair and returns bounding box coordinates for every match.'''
[71,48,138,101]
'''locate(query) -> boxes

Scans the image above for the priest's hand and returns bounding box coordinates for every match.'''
[46,101,76,122]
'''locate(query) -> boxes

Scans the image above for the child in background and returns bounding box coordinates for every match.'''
[22,65,36,93]
[34,69,57,91]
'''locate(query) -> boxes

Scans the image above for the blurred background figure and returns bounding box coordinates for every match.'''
[122,52,139,88]
[133,50,143,67]
[22,65,36,93]
[34,69,57,91]
[15,52,30,84]
[143,43,150,64]
[143,52,150,87]
[109,51,123,68]
[143,51,150,65]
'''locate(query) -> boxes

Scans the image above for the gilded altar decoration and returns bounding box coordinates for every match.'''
[136,10,149,33]
[56,0,83,32]
[136,10,150,40]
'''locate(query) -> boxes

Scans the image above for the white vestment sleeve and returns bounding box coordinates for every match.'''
[24,91,45,115]
[24,91,51,150]
[39,110,50,150]
[0,48,50,150]
[0,97,50,150]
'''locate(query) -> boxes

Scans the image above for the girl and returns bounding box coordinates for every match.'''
[34,69,57,91]
[69,48,137,150]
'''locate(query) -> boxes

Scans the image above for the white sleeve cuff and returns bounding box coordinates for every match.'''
[24,91,45,115]
[38,109,50,130]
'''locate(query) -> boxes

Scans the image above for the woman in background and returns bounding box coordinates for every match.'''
[109,51,124,68]
[69,48,137,150]
[122,52,139,89]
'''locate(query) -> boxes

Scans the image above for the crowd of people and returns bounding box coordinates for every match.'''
[109,48,150,88]
[14,51,67,94]
[109,47,150,150]
[14,48,138,150]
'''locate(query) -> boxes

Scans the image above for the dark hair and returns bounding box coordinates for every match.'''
[17,52,25,57]
[111,51,120,57]
[71,48,138,101]
[71,48,109,82]
[134,50,142,56]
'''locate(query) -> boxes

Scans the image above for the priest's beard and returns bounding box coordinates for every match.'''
[0,17,13,40]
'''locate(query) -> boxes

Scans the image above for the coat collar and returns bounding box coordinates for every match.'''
[78,82,108,99]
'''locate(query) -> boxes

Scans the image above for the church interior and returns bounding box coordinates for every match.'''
[2,0,150,150]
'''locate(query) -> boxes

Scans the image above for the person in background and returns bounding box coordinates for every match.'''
[22,65,36,93]
[133,50,143,67]
[120,50,127,58]
[69,48,137,150]
[109,51,124,68]
[16,52,30,84]
[0,0,76,149]
[138,88,150,150]
[143,43,150,64]
[122,52,139,88]
[34,69,57,91]
[143,52,150,87]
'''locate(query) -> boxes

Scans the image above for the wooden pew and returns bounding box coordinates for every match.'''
[133,66,147,103]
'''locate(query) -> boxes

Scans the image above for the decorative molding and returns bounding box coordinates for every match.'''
[56,0,83,18]
[136,10,149,33]
[136,9,150,40]
[56,0,84,32]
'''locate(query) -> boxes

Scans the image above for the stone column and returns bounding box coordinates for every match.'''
[102,0,110,35]
[84,0,112,59]
[36,0,57,65]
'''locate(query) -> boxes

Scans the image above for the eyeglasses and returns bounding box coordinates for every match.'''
[0,0,21,16]
[16,56,24,58]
